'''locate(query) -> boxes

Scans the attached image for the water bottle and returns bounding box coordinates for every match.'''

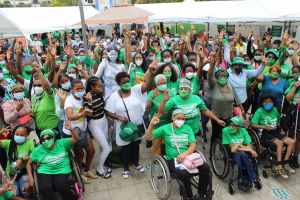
[11,162,21,174]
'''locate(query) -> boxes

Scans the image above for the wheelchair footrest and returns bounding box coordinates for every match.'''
[270,160,289,166]
[238,182,250,191]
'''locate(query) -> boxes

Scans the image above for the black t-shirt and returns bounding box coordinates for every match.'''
[83,92,105,120]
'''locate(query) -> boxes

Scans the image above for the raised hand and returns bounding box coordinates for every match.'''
[57,89,67,101]
[180,24,184,30]
[286,36,293,46]
[155,46,160,55]
[293,43,299,50]
[191,24,195,30]
[88,49,95,60]
[32,45,37,54]
[0,126,11,137]
[163,90,170,102]
[48,44,56,57]
[256,33,260,41]
[33,62,41,72]
[64,119,73,130]
[249,30,253,39]
[76,62,83,72]
[89,35,97,45]
[16,44,22,55]
[261,54,267,66]
[3,172,17,192]
[150,113,161,126]
[67,38,72,46]
[283,29,289,40]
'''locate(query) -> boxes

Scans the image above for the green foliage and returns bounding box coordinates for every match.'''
[49,0,79,6]
[0,0,13,7]
[41,2,49,7]
[18,2,32,7]
[91,4,95,8]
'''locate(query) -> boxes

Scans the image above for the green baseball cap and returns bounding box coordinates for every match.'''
[229,57,248,68]
[227,116,243,126]
[119,122,138,141]
[40,128,58,139]
[265,49,279,59]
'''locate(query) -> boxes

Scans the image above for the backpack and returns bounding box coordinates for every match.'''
[280,104,298,132]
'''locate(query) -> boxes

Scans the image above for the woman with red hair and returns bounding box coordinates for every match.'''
[255,65,288,112]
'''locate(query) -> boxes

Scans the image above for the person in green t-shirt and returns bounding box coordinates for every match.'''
[0,172,20,200]
[52,31,62,42]
[251,94,296,179]
[129,52,150,86]
[146,110,210,199]
[222,116,258,188]
[146,74,176,156]
[0,125,33,197]
[155,63,179,94]
[180,62,202,96]
[27,124,79,200]
[158,79,226,135]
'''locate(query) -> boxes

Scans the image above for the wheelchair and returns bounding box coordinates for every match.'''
[150,144,214,200]
[210,129,262,195]
[31,150,85,200]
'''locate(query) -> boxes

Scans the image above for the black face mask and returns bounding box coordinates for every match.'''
[41,57,46,64]
[193,38,197,41]
[202,70,208,80]
[167,43,172,47]
[176,59,180,64]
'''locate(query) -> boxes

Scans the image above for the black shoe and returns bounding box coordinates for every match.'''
[81,162,86,169]
[202,135,207,143]
[96,171,111,179]
[146,140,152,148]
[293,156,299,168]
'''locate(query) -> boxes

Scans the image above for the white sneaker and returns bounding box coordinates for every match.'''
[123,171,129,179]
[133,165,145,172]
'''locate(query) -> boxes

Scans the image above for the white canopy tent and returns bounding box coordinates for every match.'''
[0,6,100,39]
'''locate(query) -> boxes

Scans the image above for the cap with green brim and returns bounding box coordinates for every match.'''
[119,122,138,141]
[227,116,243,126]
[265,49,279,60]
[229,57,248,68]
[40,128,58,139]
[60,55,67,61]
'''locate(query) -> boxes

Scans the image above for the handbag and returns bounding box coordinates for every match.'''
[228,82,245,122]
[171,124,204,169]
[118,90,145,137]
[73,127,89,151]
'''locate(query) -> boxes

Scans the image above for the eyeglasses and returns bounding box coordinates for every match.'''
[40,136,53,143]
[33,84,42,87]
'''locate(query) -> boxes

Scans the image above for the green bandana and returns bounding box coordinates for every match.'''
[179,83,191,89]
[270,73,279,79]
[217,78,227,86]
[42,138,54,149]
[216,69,229,78]
[164,71,172,79]
[121,83,131,91]
[179,90,190,98]
[24,66,34,73]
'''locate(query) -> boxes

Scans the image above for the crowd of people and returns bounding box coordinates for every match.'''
[0,23,300,200]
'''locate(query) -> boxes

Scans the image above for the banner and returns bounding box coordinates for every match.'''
[96,0,112,12]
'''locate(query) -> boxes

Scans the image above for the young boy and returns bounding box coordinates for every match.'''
[222,116,258,189]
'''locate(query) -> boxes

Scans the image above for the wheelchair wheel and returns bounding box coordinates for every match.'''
[192,149,207,184]
[33,166,42,200]
[70,151,85,193]
[229,183,235,195]
[210,138,230,179]
[246,128,261,159]
[262,169,268,178]
[256,179,263,190]
[150,155,171,200]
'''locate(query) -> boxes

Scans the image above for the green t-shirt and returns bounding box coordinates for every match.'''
[31,91,59,130]
[152,123,196,160]
[279,64,291,81]
[147,90,176,129]
[180,75,201,95]
[41,64,50,74]
[0,191,13,200]
[1,65,13,79]
[52,31,61,41]
[287,78,294,87]
[39,38,49,46]
[130,66,145,86]
[165,95,206,134]
[222,127,251,149]
[120,47,125,61]
[30,138,73,175]
[245,65,255,93]
[284,80,300,104]
[251,107,281,130]
[150,47,162,62]
[1,139,34,174]
[166,80,179,95]
[21,71,32,81]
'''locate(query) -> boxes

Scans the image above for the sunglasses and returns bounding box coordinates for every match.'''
[41,136,53,143]
[267,56,276,59]
[33,84,42,87]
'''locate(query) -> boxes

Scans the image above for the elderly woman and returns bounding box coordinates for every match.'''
[207,57,245,145]
[106,66,156,179]
[158,79,226,137]
[155,63,179,95]
[2,84,33,130]
[146,110,210,199]
[146,74,176,156]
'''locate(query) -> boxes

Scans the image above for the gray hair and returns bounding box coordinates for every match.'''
[107,45,119,53]
[155,74,166,85]
[131,45,138,52]
[179,79,191,89]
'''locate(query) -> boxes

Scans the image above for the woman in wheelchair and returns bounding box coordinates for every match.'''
[26,120,79,200]
[146,110,210,199]
[251,94,296,180]
[222,116,259,189]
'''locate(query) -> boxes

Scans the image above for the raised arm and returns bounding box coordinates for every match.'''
[76,63,90,82]
[179,34,186,68]
[47,44,56,83]
[64,119,79,146]
[286,81,300,101]
[141,61,157,94]
[142,28,147,52]
[146,113,161,141]
[256,33,261,49]
[197,48,204,79]
[254,75,264,83]
[158,90,171,115]
[292,43,300,66]
[147,27,152,50]
[186,31,192,53]
[125,31,132,63]
[207,56,214,76]
[53,64,65,88]
[247,30,254,59]
[15,44,23,75]
[238,29,242,46]
[33,63,52,95]
[7,51,25,84]
[67,39,76,62]
[32,46,39,62]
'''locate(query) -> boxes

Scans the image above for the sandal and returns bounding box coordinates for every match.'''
[123,171,129,179]
[276,168,289,180]
[104,166,112,173]
[96,171,111,179]
[133,164,145,172]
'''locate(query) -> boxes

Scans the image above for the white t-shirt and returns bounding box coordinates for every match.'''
[63,94,86,135]
[30,41,43,53]
[24,79,53,102]
[106,84,147,146]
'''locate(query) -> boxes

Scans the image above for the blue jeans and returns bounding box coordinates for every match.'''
[201,96,211,136]
[58,119,64,135]
[232,151,257,184]
[2,172,29,197]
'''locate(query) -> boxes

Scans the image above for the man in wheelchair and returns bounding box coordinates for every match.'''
[146,110,210,199]
[26,120,79,200]
[222,117,259,189]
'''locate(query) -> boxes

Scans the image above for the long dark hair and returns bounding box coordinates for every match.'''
[107,46,122,64]
[8,125,31,164]
[155,63,178,82]
[133,52,149,73]
[86,76,100,93]
[57,74,72,89]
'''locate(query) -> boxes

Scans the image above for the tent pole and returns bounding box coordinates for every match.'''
[175,23,177,34]
[207,22,210,38]
[79,1,93,76]
[288,21,291,35]
[283,21,287,33]
[226,22,228,31]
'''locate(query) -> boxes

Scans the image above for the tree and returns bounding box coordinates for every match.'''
[18,2,31,7]
[49,0,79,6]
[0,0,13,7]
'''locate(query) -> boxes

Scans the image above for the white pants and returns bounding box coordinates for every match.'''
[88,116,111,173]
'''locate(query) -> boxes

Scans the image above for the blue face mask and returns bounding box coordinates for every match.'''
[0,73,3,80]
[0,61,5,65]
[183,55,188,63]
[164,58,171,63]
[174,38,179,42]
[61,81,71,90]
[147,57,154,61]
[131,52,136,58]
[288,50,294,55]
[3,42,7,44]
[14,92,25,100]
[254,56,261,61]
[170,38,174,41]
[235,68,243,74]
[175,51,179,54]
[224,36,229,40]
[79,56,85,61]
[68,74,77,79]
[14,136,26,144]
[263,103,274,111]
[75,38,80,42]
[33,37,37,41]
[165,37,169,40]
[75,91,85,98]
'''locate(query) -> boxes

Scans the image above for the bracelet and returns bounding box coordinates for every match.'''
[38,73,43,77]
[20,158,24,164]
[79,113,82,118]
[242,111,245,113]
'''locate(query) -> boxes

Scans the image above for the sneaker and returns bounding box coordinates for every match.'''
[146,140,152,148]
[276,168,289,180]
[133,164,145,172]
[96,171,111,179]
[123,171,129,179]
[293,156,299,169]
[283,164,296,174]
[81,174,91,184]
[85,171,98,179]
[104,166,112,173]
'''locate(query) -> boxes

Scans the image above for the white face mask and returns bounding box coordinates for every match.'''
[185,72,194,79]
[106,39,111,43]
[34,87,44,95]
[135,60,143,66]
[192,62,197,67]
[109,56,117,63]
[174,120,184,128]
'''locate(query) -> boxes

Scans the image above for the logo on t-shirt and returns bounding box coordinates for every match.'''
[170,134,188,148]
[176,103,198,119]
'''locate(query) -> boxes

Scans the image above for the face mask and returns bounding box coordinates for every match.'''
[244,61,251,66]
[192,62,197,67]
[68,74,77,79]
[218,78,227,85]
[263,103,274,111]
[3,42,7,44]
[41,57,46,64]
[61,81,71,90]
[75,91,85,98]
[0,73,3,80]
[106,39,111,43]
[270,73,279,79]
[131,52,136,58]
[254,56,261,61]
[268,58,275,66]
[131,35,135,39]
[148,57,154,61]
[175,51,179,54]
[109,56,117,63]
[170,38,174,41]
[235,68,243,74]
[224,36,229,40]
[228,127,238,134]
[135,60,143,66]
[33,37,37,41]
[164,58,171,63]
[14,136,26,144]
[288,50,294,55]
[157,84,167,92]
[34,87,44,95]
[167,43,172,47]
[208,41,214,45]
[292,74,299,79]
[75,38,80,42]
[165,37,169,40]
[14,92,25,100]
[24,66,34,73]
[43,138,54,149]
[164,71,172,79]
[102,58,107,62]
[185,72,194,79]
[121,82,131,91]
[179,90,190,98]
[0,61,5,65]
[174,120,184,128]
[174,38,179,42]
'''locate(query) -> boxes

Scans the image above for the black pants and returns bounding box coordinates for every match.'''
[242,99,248,114]
[167,160,210,198]
[211,118,229,145]
[121,140,141,169]
[37,173,77,200]
[251,88,260,115]
[0,148,7,170]
[36,126,60,139]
